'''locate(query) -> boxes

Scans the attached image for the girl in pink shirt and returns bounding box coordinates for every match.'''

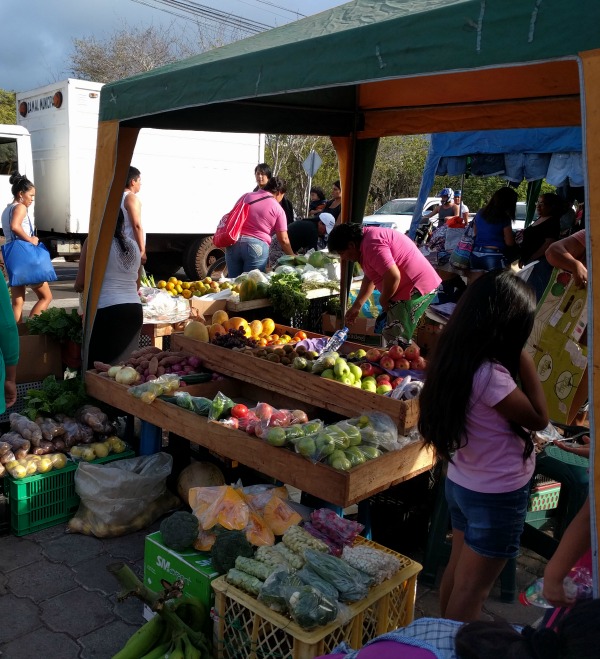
[418,271,548,622]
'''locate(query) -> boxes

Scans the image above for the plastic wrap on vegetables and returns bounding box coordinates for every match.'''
[199,486,249,531]
[303,549,372,602]
[302,522,343,556]
[1,431,31,459]
[282,524,329,554]
[9,413,42,447]
[296,566,340,601]
[287,585,338,630]
[292,422,353,463]
[35,416,66,441]
[310,508,364,547]
[226,568,263,596]
[349,412,400,451]
[342,545,401,584]
[258,568,303,613]
[75,405,112,433]
[128,374,180,403]
[208,391,235,421]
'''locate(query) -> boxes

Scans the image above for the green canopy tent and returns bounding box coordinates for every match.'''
[84,0,600,581]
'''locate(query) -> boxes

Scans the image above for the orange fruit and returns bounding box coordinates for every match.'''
[270,334,279,343]
[258,338,268,347]
[249,320,263,337]
[295,330,308,340]
[261,318,276,336]
[222,320,231,332]
[212,310,229,325]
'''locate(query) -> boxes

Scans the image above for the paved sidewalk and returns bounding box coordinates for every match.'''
[0,520,546,658]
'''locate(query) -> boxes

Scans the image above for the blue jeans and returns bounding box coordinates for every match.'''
[446,478,530,559]
[470,246,507,271]
[225,236,268,278]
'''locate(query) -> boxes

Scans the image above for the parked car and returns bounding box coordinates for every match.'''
[362,197,440,234]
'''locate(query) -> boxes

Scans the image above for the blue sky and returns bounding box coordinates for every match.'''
[3,0,344,92]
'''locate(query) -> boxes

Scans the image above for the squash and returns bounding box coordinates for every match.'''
[184,320,209,342]
[208,323,226,340]
[263,496,302,535]
[245,512,275,546]
[239,279,257,302]
[177,461,225,503]
[211,309,229,326]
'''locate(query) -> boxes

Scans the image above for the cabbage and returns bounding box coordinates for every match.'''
[275,265,296,275]
[308,251,329,268]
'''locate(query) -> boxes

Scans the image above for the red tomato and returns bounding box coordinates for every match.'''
[231,404,249,419]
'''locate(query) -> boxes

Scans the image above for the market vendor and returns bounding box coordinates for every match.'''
[327,223,441,345]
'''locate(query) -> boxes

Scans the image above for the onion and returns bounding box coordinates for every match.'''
[115,366,139,385]
[187,356,201,369]
[108,365,123,378]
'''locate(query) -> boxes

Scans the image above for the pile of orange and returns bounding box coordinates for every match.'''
[208,311,308,346]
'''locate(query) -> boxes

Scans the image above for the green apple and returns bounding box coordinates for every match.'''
[321,368,335,379]
[334,358,350,377]
[266,427,287,447]
[348,363,362,381]
[296,436,317,458]
[361,379,377,393]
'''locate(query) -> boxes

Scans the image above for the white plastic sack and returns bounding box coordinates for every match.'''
[141,288,190,323]
[68,452,179,537]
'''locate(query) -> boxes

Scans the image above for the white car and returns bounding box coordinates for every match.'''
[362,197,441,234]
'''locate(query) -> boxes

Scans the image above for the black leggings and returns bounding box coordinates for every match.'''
[87,303,143,369]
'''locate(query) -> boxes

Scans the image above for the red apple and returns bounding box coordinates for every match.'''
[371,365,384,375]
[380,355,396,370]
[254,402,273,421]
[404,344,421,361]
[388,344,404,360]
[395,358,411,370]
[391,377,404,389]
[412,356,427,370]
[376,374,391,385]
[366,348,382,363]
[360,363,376,377]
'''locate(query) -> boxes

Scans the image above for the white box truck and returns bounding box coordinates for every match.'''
[11,78,264,277]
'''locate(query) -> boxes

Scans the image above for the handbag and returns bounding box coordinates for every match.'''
[1,212,57,286]
[449,224,474,270]
[213,194,271,248]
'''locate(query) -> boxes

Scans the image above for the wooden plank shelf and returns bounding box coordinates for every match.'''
[170,331,420,435]
[85,371,434,508]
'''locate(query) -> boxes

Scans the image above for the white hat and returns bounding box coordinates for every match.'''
[319,212,336,234]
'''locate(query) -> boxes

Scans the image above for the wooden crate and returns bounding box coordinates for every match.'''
[170,332,420,435]
[212,538,421,659]
[84,372,434,508]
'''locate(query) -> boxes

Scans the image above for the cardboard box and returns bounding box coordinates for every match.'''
[321,313,382,346]
[189,298,227,316]
[143,531,219,620]
[16,325,63,384]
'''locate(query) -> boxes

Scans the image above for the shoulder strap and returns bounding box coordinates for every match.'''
[247,194,272,206]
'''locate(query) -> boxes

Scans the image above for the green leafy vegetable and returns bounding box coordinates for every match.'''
[22,375,90,420]
[267,272,309,319]
[25,308,83,344]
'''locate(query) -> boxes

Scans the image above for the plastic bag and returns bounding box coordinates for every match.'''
[167,391,212,416]
[303,549,372,602]
[128,374,180,403]
[209,391,235,421]
[342,545,401,585]
[199,485,249,531]
[258,568,303,613]
[310,509,364,547]
[140,287,190,323]
[288,585,339,630]
[296,566,340,601]
[68,452,178,537]
[348,412,400,451]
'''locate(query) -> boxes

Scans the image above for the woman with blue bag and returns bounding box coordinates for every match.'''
[1,172,56,322]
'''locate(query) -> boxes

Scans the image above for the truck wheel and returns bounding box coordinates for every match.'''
[183,237,224,280]
[145,253,181,281]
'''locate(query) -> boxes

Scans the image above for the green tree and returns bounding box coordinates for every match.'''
[0,90,16,124]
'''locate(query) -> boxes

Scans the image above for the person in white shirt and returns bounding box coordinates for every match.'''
[454,190,470,223]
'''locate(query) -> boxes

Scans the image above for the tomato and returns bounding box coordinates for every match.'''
[231,404,249,419]
[295,330,308,340]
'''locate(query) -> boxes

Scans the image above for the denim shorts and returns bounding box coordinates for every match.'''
[470,246,507,272]
[445,478,529,559]
[546,152,584,187]
[503,153,551,183]
[436,156,467,176]
[225,235,268,278]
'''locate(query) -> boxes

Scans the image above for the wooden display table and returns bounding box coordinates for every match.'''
[170,332,419,435]
[85,372,434,508]
[141,321,187,348]
[225,287,339,314]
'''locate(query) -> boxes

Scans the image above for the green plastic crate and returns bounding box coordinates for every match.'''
[527,480,561,512]
[8,449,135,536]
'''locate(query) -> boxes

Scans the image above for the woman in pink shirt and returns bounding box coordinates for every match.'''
[418,271,548,622]
[224,177,294,278]
[327,224,441,345]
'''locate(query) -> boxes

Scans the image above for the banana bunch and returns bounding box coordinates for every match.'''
[112,595,210,659]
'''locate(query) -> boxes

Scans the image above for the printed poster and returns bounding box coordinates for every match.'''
[525,268,587,422]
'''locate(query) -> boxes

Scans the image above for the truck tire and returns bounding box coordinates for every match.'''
[183,236,224,280]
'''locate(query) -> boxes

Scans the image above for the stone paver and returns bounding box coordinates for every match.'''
[79,619,139,658]
[0,595,41,644]
[43,533,104,566]
[72,553,134,595]
[40,588,115,637]
[0,535,43,571]
[7,560,77,602]
[109,593,146,625]
[1,627,80,659]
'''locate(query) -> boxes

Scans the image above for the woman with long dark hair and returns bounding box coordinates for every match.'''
[75,209,143,369]
[418,271,548,622]
[470,187,518,271]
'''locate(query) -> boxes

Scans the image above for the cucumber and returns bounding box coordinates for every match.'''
[180,373,212,384]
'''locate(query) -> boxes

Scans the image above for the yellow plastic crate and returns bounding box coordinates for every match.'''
[212,538,421,659]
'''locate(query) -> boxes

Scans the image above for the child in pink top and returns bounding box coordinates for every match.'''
[418,271,548,622]
[327,224,441,345]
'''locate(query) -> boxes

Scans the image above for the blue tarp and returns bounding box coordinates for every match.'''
[410,127,583,237]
